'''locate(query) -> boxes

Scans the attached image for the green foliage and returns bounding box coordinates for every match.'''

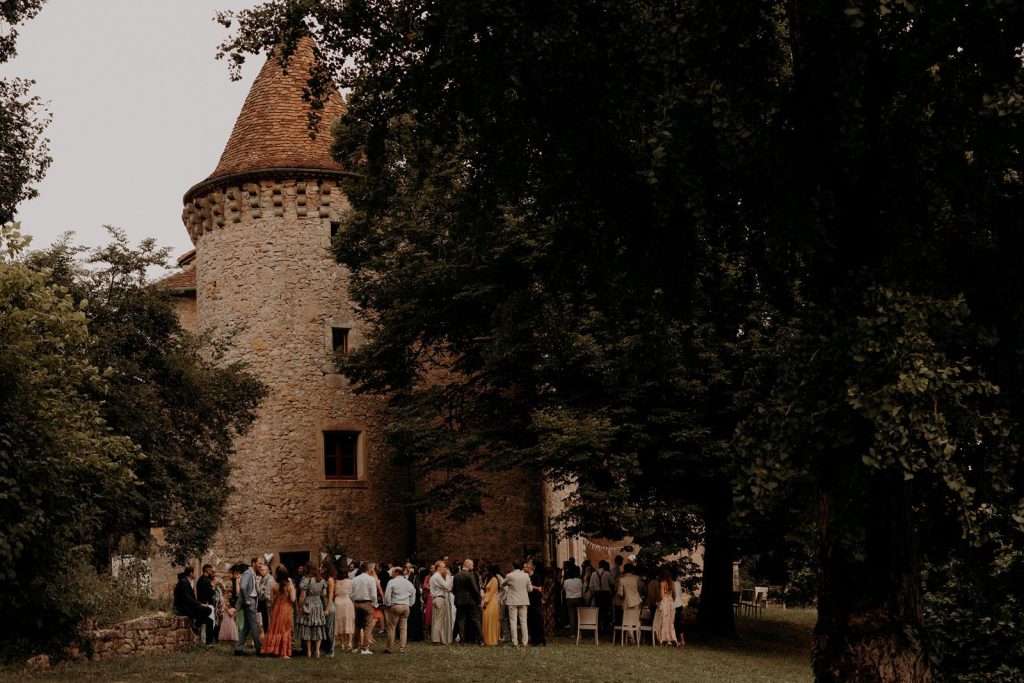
[219,0,1024,674]
[924,552,1024,682]
[0,1,51,224]
[0,223,138,658]
[79,554,167,628]
[28,228,267,564]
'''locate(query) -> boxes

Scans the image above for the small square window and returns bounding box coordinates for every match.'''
[324,431,359,480]
[332,327,349,354]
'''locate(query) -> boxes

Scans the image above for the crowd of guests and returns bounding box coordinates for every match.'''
[172,553,687,657]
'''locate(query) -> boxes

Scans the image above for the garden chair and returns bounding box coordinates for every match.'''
[614,607,641,646]
[752,586,769,618]
[738,588,755,617]
[576,606,600,645]
[639,607,659,645]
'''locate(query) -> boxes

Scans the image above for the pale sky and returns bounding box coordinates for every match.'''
[4,0,264,261]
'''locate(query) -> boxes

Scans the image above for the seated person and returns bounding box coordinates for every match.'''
[174,566,216,646]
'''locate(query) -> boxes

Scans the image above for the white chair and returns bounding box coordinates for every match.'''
[751,586,768,618]
[639,607,659,645]
[738,588,755,617]
[576,606,599,645]
[614,607,641,646]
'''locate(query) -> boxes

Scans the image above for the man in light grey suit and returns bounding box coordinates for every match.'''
[617,563,644,611]
[234,562,262,655]
[501,560,533,647]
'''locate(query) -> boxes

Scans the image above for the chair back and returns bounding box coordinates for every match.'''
[753,586,768,606]
[578,606,599,628]
[739,588,754,604]
[620,607,641,629]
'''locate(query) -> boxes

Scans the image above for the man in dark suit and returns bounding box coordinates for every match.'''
[452,559,483,645]
[195,564,218,642]
[173,566,215,646]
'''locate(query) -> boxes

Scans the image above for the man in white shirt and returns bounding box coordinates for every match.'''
[501,560,533,647]
[383,567,415,654]
[350,563,378,654]
[561,565,584,635]
[588,560,614,635]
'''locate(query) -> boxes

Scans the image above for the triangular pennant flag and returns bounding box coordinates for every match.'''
[223,562,231,570]
[263,552,274,564]
[334,554,342,561]
[345,557,353,566]
[320,552,328,561]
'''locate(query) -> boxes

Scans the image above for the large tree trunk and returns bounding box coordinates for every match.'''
[812,464,931,682]
[696,481,736,637]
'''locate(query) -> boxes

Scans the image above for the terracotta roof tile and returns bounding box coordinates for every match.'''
[206,36,346,181]
[152,263,196,293]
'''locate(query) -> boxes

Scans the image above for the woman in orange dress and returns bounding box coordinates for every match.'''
[481,564,500,645]
[263,565,296,657]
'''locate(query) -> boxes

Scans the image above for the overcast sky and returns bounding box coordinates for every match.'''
[4,0,264,261]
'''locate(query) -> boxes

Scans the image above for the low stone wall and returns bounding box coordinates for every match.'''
[70,613,193,660]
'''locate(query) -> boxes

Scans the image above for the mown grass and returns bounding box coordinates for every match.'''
[2,608,815,683]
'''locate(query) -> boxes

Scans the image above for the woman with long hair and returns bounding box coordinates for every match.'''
[216,569,238,642]
[482,564,501,645]
[656,568,682,647]
[406,563,425,642]
[296,561,327,657]
[321,560,337,656]
[422,564,435,631]
[365,562,384,644]
[263,565,295,657]
[334,560,356,652]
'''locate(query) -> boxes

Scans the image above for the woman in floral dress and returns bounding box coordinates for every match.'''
[263,565,295,657]
[296,562,327,657]
[656,568,682,646]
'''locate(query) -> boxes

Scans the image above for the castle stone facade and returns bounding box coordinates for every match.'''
[156,37,559,581]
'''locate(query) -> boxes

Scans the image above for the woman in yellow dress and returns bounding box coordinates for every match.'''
[481,564,501,645]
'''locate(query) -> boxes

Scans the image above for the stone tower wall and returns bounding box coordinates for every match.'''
[189,177,410,567]
[416,469,546,567]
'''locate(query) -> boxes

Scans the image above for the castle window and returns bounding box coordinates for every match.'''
[331,327,350,355]
[324,430,359,480]
[330,221,342,238]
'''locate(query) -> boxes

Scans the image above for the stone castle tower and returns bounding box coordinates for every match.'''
[164,37,560,578]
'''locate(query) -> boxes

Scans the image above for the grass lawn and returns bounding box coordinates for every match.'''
[2,608,815,683]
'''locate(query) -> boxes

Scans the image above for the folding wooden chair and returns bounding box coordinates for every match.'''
[614,607,641,646]
[576,606,599,645]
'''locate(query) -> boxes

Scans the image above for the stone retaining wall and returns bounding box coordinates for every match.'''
[69,613,193,660]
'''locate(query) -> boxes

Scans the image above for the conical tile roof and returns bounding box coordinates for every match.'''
[206,36,346,182]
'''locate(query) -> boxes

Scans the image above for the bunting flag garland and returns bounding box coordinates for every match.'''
[320,551,328,561]
[581,537,630,556]
[334,554,342,561]
[263,552,274,564]
[345,557,353,566]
